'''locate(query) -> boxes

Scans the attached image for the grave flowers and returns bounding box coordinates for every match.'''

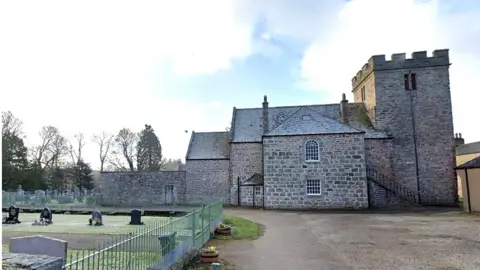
[214,222,232,235]
[199,246,219,263]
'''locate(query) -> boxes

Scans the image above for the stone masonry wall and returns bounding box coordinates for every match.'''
[100,171,186,206]
[263,134,368,210]
[374,66,456,205]
[353,72,377,123]
[229,143,263,205]
[365,139,405,206]
[185,160,230,203]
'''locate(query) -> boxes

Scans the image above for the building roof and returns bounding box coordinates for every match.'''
[186,132,230,160]
[241,173,264,186]
[231,103,389,142]
[266,106,362,136]
[456,156,480,169]
[456,141,480,156]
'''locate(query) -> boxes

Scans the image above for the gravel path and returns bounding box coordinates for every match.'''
[214,208,480,270]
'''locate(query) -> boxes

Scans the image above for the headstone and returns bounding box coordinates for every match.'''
[89,210,103,226]
[39,207,53,224]
[129,209,144,225]
[3,206,21,224]
[9,235,68,261]
[73,187,80,195]
[35,190,45,197]
[53,190,58,197]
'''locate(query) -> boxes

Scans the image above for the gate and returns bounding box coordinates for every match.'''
[165,185,174,205]
[237,174,264,208]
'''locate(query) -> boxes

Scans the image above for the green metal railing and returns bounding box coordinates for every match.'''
[63,199,223,270]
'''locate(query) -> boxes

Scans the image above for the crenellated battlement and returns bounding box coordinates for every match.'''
[352,49,450,90]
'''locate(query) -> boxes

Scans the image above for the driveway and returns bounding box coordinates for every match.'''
[218,208,480,270]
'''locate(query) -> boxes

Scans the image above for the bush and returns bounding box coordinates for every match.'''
[58,196,74,204]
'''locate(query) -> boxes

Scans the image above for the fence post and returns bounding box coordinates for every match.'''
[208,203,211,231]
[192,211,196,248]
[201,205,205,244]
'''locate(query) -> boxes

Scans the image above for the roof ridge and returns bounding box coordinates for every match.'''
[265,107,303,136]
[305,106,363,133]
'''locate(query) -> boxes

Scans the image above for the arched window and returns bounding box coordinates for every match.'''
[305,140,319,161]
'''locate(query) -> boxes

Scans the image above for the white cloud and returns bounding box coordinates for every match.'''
[1,0,479,170]
[295,0,480,141]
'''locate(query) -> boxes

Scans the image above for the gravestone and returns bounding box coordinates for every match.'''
[129,209,144,225]
[40,207,53,224]
[10,235,68,261]
[89,210,103,226]
[73,187,80,195]
[35,189,45,197]
[3,206,21,224]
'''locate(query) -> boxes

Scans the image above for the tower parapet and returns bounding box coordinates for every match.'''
[351,49,450,90]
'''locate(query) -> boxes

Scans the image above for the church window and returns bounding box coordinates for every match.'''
[305,140,319,161]
[361,86,366,101]
[306,179,322,195]
[404,73,417,90]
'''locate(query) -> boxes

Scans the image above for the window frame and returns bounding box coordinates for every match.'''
[254,186,262,196]
[361,86,366,101]
[305,140,320,162]
[306,179,322,196]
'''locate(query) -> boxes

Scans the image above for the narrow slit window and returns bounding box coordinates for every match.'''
[411,73,417,90]
[404,74,410,90]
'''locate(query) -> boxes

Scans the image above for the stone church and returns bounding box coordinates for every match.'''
[184,49,457,209]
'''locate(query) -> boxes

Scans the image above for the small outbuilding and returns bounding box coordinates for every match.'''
[456,156,480,212]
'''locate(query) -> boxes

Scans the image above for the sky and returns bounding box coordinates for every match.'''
[1,0,479,170]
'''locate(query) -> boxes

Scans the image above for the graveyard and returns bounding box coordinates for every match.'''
[2,212,168,235]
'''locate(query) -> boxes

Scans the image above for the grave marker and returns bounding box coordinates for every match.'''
[3,206,21,224]
[9,235,68,261]
[129,209,144,225]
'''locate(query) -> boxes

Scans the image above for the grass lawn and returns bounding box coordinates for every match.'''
[2,213,169,235]
[219,215,263,240]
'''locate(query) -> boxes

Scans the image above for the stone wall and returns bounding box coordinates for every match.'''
[185,160,229,203]
[263,134,368,210]
[100,171,186,206]
[364,138,402,206]
[229,143,263,205]
[374,66,456,205]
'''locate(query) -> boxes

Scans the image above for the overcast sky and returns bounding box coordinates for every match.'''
[1,0,479,170]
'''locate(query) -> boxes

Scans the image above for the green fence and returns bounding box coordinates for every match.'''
[63,199,223,270]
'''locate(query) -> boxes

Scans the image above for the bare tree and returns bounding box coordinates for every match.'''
[110,128,138,172]
[2,111,23,138]
[31,126,69,170]
[69,132,85,164]
[92,132,114,172]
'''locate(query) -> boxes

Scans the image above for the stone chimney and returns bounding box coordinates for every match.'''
[454,133,465,147]
[340,93,349,124]
[262,95,269,134]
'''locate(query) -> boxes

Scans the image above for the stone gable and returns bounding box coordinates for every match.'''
[263,134,368,209]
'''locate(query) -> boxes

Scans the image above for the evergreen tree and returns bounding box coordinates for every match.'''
[136,124,162,172]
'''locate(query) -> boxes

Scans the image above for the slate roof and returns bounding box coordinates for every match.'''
[266,106,362,136]
[241,173,264,186]
[456,141,480,156]
[231,103,389,142]
[456,156,480,169]
[186,132,230,160]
